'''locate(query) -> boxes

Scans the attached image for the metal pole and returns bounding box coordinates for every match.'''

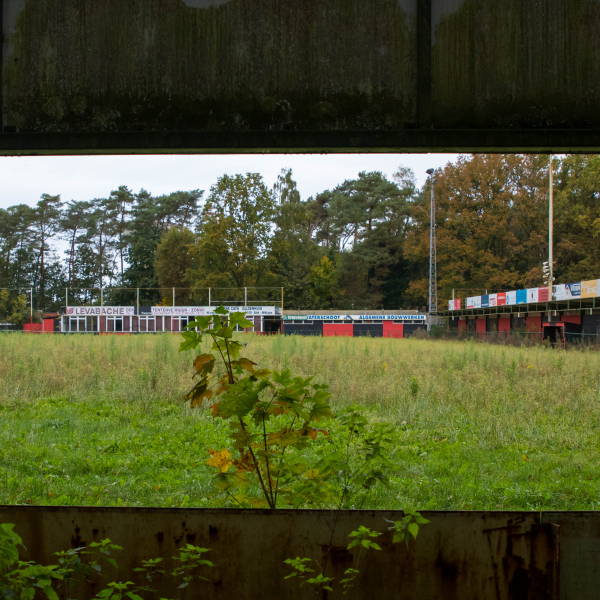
[548,154,554,300]
[208,287,211,307]
[426,168,437,330]
[101,287,103,307]
[173,287,175,307]
[281,287,284,315]
[245,287,247,307]
[65,288,68,310]
[30,288,33,324]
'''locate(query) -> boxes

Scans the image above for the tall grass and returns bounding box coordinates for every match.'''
[1,332,598,509]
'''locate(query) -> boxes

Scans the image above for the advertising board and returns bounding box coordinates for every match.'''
[472,296,482,309]
[506,291,517,305]
[497,292,507,306]
[516,289,527,304]
[538,287,549,302]
[527,288,538,303]
[466,297,475,309]
[489,294,497,307]
[448,300,455,311]
[481,295,489,308]
[581,279,600,299]
[281,315,426,321]
[67,306,134,316]
[140,306,279,317]
[554,283,581,301]
[454,299,461,310]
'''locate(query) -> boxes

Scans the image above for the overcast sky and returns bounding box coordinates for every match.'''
[0,153,459,210]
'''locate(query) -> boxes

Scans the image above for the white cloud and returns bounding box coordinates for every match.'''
[0,153,458,210]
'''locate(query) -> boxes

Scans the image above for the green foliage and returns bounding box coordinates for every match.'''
[0,525,213,600]
[154,227,197,305]
[388,510,430,546]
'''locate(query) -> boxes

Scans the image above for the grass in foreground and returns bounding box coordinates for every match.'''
[0,332,599,510]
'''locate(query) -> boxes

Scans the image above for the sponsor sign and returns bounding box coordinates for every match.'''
[448,300,455,311]
[538,287,549,302]
[489,294,497,307]
[454,299,461,310]
[466,297,475,309]
[506,291,517,305]
[554,283,581,301]
[481,295,490,308]
[516,289,527,304]
[527,288,538,303]
[497,292,506,306]
[67,306,134,316]
[472,296,482,309]
[581,279,599,299]
[282,314,426,321]
[140,306,279,317]
[149,306,208,316]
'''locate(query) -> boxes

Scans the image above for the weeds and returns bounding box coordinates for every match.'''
[0,333,598,510]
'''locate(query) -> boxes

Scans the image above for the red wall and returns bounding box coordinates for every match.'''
[562,315,581,324]
[23,323,42,333]
[43,319,54,333]
[323,323,353,337]
[383,321,403,338]
[526,316,541,332]
[476,318,487,338]
[498,317,510,333]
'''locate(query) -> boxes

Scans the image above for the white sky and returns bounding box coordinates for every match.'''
[0,153,459,210]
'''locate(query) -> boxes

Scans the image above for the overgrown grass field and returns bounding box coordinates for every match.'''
[1,332,598,510]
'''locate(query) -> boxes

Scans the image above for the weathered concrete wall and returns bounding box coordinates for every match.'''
[2,0,417,133]
[0,507,560,599]
[432,0,600,129]
[2,0,600,152]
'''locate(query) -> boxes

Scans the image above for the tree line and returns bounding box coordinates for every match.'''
[1,154,599,319]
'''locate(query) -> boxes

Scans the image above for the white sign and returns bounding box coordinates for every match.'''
[282,314,426,321]
[554,283,581,301]
[148,306,278,317]
[150,307,208,316]
[527,288,539,303]
[67,306,134,316]
[448,300,455,311]
[466,297,475,309]
[506,291,517,305]
[489,293,497,307]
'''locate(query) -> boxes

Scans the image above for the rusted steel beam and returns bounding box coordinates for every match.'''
[0,507,561,600]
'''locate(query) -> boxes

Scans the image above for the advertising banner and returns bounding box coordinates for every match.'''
[472,296,482,309]
[489,294,497,307]
[516,289,527,304]
[67,306,134,316]
[527,288,539,303]
[506,291,517,305]
[448,300,455,311]
[497,292,506,306]
[481,295,489,308]
[142,306,279,317]
[538,287,549,302]
[466,297,475,309]
[554,283,581,301]
[282,314,426,321]
[581,279,599,299]
[454,299,461,310]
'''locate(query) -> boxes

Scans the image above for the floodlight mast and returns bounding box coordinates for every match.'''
[426,168,438,330]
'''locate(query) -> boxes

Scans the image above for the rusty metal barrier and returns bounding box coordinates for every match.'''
[0,507,574,599]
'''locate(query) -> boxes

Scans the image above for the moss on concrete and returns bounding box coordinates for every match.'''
[4,0,416,133]
[431,0,600,129]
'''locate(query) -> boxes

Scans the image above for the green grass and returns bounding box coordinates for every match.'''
[1,332,599,510]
